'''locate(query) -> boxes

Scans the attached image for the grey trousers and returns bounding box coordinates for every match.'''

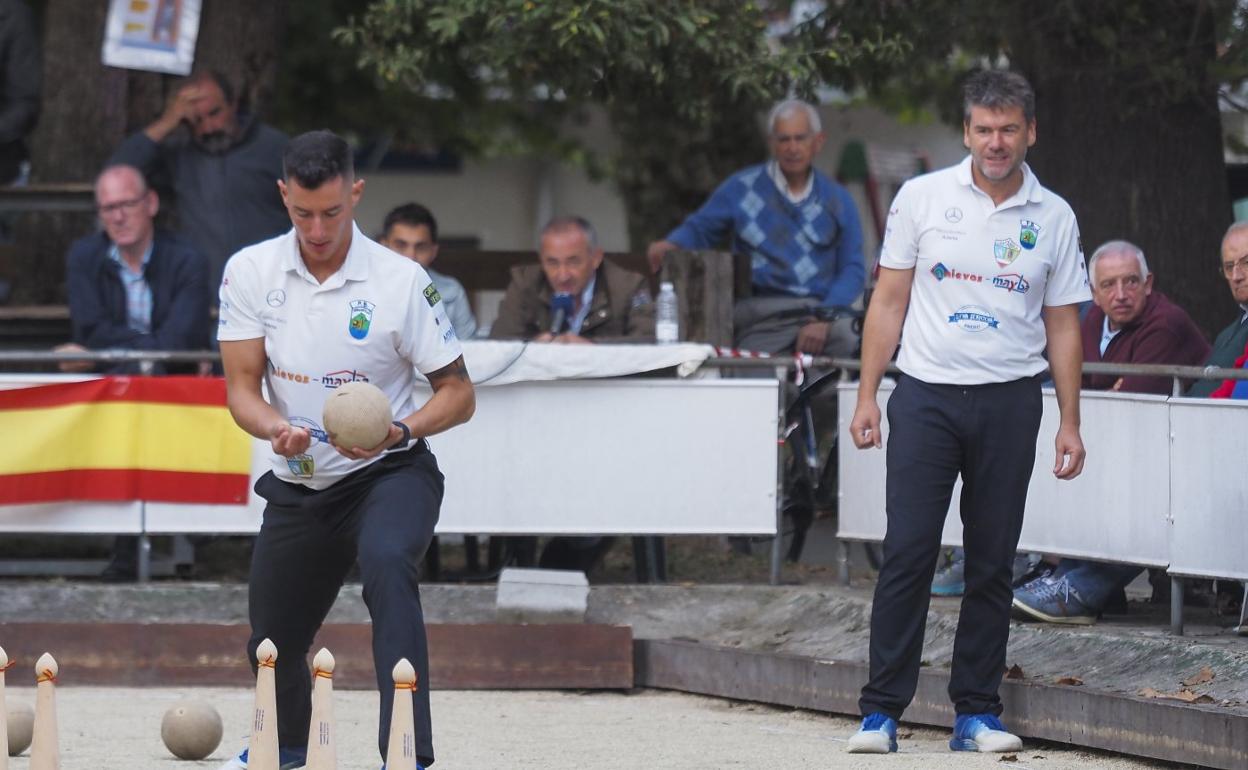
[733,295,858,357]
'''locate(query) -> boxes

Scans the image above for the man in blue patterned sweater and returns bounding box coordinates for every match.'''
[647,99,865,356]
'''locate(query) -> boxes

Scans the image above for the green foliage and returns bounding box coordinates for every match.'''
[336,0,909,245]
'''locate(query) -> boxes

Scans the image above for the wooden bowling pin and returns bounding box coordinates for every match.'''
[249,638,280,770]
[385,658,418,770]
[0,645,10,769]
[29,653,58,770]
[304,648,336,770]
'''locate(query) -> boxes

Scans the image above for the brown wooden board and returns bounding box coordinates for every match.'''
[635,639,1248,770]
[0,623,633,690]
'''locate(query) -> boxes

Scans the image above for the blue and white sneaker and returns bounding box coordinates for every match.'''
[949,713,1022,752]
[1012,572,1097,624]
[931,555,966,596]
[846,712,898,753]
[217,746,307,769]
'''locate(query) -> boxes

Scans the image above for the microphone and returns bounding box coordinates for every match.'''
[549,292,574,335]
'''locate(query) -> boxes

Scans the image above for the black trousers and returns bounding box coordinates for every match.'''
[248,443,442,766]
[859,374,1042,720]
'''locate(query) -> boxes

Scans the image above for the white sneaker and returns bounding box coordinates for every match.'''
[949,714,1022,752]
[846,712,898,753]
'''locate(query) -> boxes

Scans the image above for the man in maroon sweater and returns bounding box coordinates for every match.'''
[1080,239,1210,394]
[1012,240,1210,624]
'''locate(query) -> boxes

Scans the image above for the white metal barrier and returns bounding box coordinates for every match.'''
[0,375,780,537]
[837,382,1247,579]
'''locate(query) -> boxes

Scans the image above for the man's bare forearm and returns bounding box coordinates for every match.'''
[226,384,287,441]
[1043,304,1083,428]
[404,357,476,438]
[857,268,913,403]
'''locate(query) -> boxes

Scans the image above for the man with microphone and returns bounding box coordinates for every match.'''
[490,216,655,343]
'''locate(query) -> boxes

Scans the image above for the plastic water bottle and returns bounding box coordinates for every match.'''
[655,281,679,344]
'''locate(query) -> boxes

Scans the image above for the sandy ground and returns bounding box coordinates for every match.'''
[2,686,1181,770]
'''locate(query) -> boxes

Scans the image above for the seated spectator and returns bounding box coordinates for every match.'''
[490,215,652,572]
[378,202,477,338]
[646,98,864,356]
[58,163,210,582]
[1194,222,1248,398]
[111,69,289,292]
[59,164,210,374]
[491,215,654,343]
[1011,239,1210,624]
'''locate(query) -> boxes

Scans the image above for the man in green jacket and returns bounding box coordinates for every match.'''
[1187,222,1248,397]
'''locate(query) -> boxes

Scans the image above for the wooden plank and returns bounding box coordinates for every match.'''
[0,623,633,690]
[636,639,1248,770]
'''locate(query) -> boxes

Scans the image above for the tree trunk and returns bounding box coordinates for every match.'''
[1007,2,1231,337]
[610,91,768,252]
[6,0,287,305]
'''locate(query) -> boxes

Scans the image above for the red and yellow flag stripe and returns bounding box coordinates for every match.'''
[0,377,251,504]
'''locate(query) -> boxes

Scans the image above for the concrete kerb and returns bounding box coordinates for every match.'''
[1,582,1245,767]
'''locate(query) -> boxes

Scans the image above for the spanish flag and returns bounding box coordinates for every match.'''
[0,377,251,505]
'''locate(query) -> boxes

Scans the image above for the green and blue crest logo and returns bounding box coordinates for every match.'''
[1020,220,1041,250]
[349,299,375,340]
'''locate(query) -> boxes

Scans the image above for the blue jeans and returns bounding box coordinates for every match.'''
[1053,559,1142,609]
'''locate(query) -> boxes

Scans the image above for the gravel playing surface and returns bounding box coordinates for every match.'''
[2,686,1181,769]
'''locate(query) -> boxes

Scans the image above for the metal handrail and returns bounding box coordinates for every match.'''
[2,348,1248,382]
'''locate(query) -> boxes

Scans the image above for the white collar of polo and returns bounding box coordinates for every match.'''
[281,222,370,287]
[954,155,1044,207]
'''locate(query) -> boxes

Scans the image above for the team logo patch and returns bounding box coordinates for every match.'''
[930,262,984,283]
[287,454,314,478]
[266,289,286,307]
[993,238,1022,267]
[288,416,328,445]
[348,299,375,339]
[948,305,1000,332]
[423,284,442,308]
[945,207,963,223]
[992,273,1030,295]
[1020,220,1041,250]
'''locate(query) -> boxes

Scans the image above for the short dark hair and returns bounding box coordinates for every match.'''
[283,130,353,189]
[186,69,235,105]
[382,202,438,243]
[962,70,1035,124]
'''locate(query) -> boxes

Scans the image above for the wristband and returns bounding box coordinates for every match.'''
[391,420,411,449]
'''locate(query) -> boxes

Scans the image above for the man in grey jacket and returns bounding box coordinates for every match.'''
[111,70,289,292]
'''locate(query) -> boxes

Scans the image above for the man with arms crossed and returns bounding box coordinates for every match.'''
[217,130,474,769]
[847,70,1089,754]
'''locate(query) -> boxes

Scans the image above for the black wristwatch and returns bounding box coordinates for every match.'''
[391,420,412,449]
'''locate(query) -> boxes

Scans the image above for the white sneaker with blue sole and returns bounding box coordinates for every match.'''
[949,713,1022,752]
[846,712,898,753]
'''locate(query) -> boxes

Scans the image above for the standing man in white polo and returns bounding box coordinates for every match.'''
[846,70,1090,755]
[216,130,474,769]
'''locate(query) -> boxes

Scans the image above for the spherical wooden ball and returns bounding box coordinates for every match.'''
[7,701,34,756]
[160,700,223,760]
[322,381,393,450]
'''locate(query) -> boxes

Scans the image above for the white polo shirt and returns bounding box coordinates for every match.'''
[880,156,1091,385]
[218,223,463,489]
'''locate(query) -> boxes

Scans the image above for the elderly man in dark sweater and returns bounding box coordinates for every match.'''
[111,70,289,293]
[1012,240,1209,624]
